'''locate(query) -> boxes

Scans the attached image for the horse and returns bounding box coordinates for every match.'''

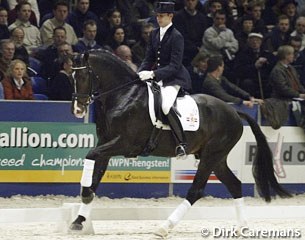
[69,49,291,237]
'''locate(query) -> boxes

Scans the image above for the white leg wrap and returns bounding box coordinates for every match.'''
[234,198,247,226]
[78,202,93,219]
[80,159,95,187]
[167,199,191,227]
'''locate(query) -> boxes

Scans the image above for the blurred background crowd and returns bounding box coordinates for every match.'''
[0,0,304,111]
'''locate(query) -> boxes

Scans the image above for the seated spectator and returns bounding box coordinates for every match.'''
[8,0,38,27]
[73,19,101,53]
[2,59,33,99]
[66,0,101,38]
[0,7,9,40]
[200,10,238,59]
[291,16,305,50]
[35,26,67,80]
[106,26,127,51]
[234,33,276,98]
[173,0,207,66]
[263,15,291,54]
[40,0,78,46]
[205,0,223,27]
[234,15,254,52]
[280,0,298,32]
[115,45,137,72]
[8,1,41,54]
[10,27,29,65]
[0,39,15,80]
[235,2,267,36]
[131,22,153,66]
[269,45,305,100]
[100,8,122,44]
[48,55,73,100]
[289,35,305,86]
[187,51,209,94]
[202,55,257,107]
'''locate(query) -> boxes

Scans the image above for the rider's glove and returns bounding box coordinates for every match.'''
[138,71,155,81]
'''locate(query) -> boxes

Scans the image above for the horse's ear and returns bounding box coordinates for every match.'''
[84,51,89,62]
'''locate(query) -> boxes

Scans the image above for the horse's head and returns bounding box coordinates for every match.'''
[71,52,93,118]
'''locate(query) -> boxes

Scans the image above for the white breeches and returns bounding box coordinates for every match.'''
[161,85,180,115]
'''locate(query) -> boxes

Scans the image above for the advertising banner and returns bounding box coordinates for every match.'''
[0,122,171,183]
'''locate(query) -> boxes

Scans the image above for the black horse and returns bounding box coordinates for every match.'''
[70,49,290,235]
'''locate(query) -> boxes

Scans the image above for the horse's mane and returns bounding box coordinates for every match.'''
[88,49,138,79]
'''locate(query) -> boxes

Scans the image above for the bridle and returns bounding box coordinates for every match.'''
[71,59,142,107]
[71,64,97,108]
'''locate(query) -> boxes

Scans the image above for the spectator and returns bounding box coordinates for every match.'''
[38,0,54,20]
[66,0,101,38]
[100,8,122,44]
[132,0,155,20]
[73,19,102,53]
[280,0,298,32]
[0,39,15,80]
[44,41,73,81]
[10,27,29,64]
[2,59,33,99]
[291,16,305,50]
[36,26,67,80]
[131,22,153,65]
[202,55,256,107]
[173,0,208,66]
[48,55,73,100]
[0,7,9,40]
[200,10,238,59]
[0,80,3,98]
[187,51,209,94]
[205,0,223,27]
[263,15,291,54]
[115,45,137,72]
[234,15,254,52]
[8,1,41,54]
[289,35,305,86]
[8,0,38,27]
[269,45,305,100]
[40,0,78,46]
[106,26,127,51]
[249,2,267,35]
[234,32,276,98]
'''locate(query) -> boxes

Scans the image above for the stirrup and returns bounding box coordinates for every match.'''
[175,144,187,158]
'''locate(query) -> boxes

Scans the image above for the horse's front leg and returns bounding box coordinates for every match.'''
[70,137,122,231]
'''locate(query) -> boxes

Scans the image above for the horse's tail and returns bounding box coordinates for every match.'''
[237,111,291,202]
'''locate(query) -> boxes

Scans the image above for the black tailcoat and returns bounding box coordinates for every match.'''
[139,25,191,91]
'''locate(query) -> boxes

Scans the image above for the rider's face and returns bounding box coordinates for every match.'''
[156,13,173,28]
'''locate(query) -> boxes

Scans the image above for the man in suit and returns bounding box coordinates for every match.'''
[138,1,192,158]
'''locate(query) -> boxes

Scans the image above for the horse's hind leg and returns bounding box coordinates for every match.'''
[155,144,224,238]
[213,159,247,227]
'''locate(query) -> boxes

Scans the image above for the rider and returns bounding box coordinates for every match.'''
[138,1,192,158]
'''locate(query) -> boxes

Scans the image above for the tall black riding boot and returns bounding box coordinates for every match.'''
[167,108,187,157]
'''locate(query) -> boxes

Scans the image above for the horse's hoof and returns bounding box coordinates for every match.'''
[81,188,95,204]
[69,222,83,231]
[153,226,169,239]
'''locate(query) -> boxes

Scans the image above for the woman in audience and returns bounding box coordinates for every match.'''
[106,26,127,51]
[2,58,33,99]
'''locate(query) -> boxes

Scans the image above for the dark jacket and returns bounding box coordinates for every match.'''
[139,25,191,91]
[202,74,251,104]
[73,39,102,53]
[263,27,290,53]
[270,62,305,99]
[48,71,73,100]
[173,8,207,66]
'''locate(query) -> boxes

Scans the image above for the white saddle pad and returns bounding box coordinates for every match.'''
[147,83,199,131]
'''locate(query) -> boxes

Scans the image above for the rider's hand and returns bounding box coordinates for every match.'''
[243,100,254,108]
[138,71,155,81]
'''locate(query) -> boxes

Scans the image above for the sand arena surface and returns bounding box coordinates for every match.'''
[0,194,305,240]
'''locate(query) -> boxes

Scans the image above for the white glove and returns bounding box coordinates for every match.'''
[138,71,155,81]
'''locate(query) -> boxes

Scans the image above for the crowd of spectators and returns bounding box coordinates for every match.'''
[0,0,304,116]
